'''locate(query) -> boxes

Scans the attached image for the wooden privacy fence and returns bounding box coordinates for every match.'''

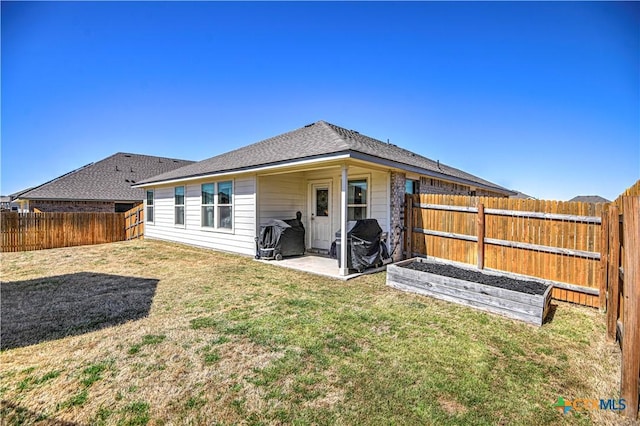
[1,212,126,252]
[603,180,640,420]
[405,194,605,307]
[125,204,144,240]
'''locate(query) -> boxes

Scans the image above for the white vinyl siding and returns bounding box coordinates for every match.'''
[369,169,389,231]
[144,175,256,256]
[143,164,390,258]
[257,173,306,226]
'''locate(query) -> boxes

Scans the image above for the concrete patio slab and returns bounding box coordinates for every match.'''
[255,254,387,280]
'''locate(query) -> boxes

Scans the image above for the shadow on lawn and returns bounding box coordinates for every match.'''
[543,303,558,325]
[1,400,82,425]
[1,272,159,350]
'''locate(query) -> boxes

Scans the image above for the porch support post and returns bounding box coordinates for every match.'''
[339,164,349,276]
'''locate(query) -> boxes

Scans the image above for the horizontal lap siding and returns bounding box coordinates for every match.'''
[258,173,306,225]
[145,176,256,256]
[369,170,389,232]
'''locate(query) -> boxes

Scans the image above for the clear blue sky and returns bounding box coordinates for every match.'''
[2,1,638,201]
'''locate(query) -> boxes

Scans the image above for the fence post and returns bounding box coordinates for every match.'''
[136,207,141,239]
[621,196,639,420]
[599,210,609,311]
[477,203,485,269]
[607,205,621,341]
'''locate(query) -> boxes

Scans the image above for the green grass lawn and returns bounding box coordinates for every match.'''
[0,240,627,425]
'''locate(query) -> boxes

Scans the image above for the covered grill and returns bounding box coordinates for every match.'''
[332,219,390,272]
[256,212,305,260]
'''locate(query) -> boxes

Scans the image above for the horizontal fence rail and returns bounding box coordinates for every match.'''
[405,194,606,308]
[418,203,602,223]
[1,212,126,252]
[412,227,601,259]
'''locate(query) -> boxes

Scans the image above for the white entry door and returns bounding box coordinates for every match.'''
[310,183,332,250]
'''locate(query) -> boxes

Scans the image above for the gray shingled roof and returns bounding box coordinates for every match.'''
[137,120,512,194]
[17,153,194,202]
[510,191,537,199]
[569,195,611,203]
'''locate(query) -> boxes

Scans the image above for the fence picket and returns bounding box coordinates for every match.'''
[1,212,126,252]
[408,194,605,305]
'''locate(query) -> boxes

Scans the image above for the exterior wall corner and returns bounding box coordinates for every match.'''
[389,171,406,262]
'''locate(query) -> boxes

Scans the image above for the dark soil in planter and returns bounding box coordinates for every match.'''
[402,261,549,296]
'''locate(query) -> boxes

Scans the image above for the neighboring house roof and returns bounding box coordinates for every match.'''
[569,195,611,203]
[137,120,514,195]
[510,191,537,199]
[0,196,11,203]
[16,153,195,202]
[9,187,36,200]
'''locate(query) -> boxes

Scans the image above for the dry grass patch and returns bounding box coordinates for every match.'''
[0,239,633,424]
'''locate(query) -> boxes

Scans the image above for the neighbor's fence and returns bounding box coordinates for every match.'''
[404,194,605,308]
[603,180,640,420]
[125,204,144,240]
[1,212,126,252]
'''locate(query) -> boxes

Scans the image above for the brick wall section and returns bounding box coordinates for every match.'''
[389,171,406,262]
[28,200,116,213]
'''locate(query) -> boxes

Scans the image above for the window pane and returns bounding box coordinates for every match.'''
[316,189,328,216]
[175,206,184,225]
[202,206,214,227]
[218,181,232,204]
[175,187,185,205]
[348,206,367,220]
[146,206,154,223]
[146,190,154,205]
[218,206,232,228]
[202,183,215,205]
[348,180,367,205]
[405,179,419,194]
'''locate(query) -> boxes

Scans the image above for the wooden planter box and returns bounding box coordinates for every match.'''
[387,257,553,326]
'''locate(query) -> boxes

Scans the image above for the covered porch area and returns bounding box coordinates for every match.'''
[256,158,405,276]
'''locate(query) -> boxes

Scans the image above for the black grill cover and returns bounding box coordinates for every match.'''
[334,219,388,272]
[257,218,305,259]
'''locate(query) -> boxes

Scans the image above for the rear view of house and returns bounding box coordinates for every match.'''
[135,120,514,275]
[13,153,194,213]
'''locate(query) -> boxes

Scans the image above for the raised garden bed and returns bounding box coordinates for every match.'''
[387,257,553,326]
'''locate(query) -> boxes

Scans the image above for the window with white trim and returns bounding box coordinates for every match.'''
[201,183,215,228]
[174,186,185,225]
[218,181,233,229]
[146,190,154,223]
[348,179,367,220]
[200,181,233,230]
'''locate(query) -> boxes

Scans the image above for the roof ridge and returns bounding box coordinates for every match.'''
[16,152,196,201]
[113,152,195,163]
[317,120,506,191]
[134,120,512,194]
[18,161,95,198]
